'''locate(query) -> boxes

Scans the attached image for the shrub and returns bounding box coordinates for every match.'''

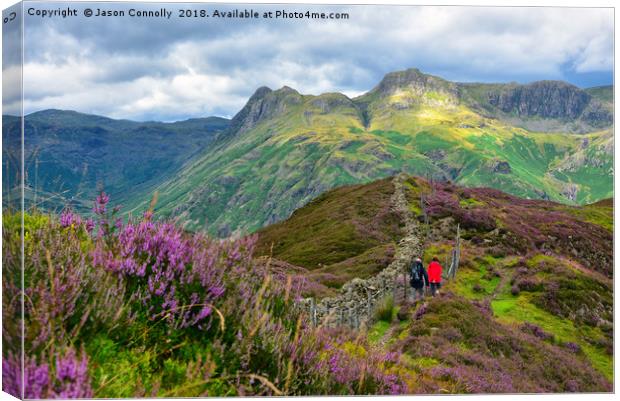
[516,278,543,292]
[398,294,610,393]
[2,209,128,354]
[374,294,395,322]
[457,209,497,231]
[414,303,428,320]
[563,342,582,354]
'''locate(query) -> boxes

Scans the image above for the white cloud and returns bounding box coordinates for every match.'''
[2,65,22,114]
[21,4,613,121]
[573,34,614,73]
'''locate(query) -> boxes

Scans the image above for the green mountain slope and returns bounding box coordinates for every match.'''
[585,85,613,105]
[2,110,230,212]
[136,69,612,236]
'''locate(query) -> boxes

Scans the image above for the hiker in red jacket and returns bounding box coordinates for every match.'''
[427,256,443,296]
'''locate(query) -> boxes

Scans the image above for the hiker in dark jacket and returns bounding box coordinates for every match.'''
[410,257,429,302]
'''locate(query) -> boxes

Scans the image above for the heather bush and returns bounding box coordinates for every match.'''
[457,209,496,231]
[521,322,554,341]
[2,213,23,356]
[2,346,92,398]
[516,278,544,292]
[563,342,582,354]
[25,211,127,353]
[529,270,612,327]
[413,303,428,320]
[425,189,460,219]
[2,207,129,398]
[88,194,411,396]
[396,293,611,393]
[423,180,612,276]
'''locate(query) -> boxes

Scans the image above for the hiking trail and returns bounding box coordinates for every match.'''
[300,173,423,328]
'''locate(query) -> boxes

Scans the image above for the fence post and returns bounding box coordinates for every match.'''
[310,298,317,327]
[452,224,461,279]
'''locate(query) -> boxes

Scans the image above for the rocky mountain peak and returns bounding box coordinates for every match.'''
[275,85,298,94]
[371,68,457,97]
[228,85,303,135]
[250,86,273,100]
[310,93,354,114]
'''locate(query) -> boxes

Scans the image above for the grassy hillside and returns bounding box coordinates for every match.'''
[255,177,402,291]
[2,174,612,396]
[394,176,613,381]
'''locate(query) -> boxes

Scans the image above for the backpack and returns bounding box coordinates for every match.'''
[410,262,422,282]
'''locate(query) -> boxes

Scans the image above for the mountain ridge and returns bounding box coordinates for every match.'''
[2,110,231,212]
[224,68,612,138]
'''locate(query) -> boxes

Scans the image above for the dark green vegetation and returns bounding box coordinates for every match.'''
[586,85,614,106]
[132,68,613,236]
[2,110,229,212]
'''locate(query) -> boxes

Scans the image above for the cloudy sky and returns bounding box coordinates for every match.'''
[6,2,615,121]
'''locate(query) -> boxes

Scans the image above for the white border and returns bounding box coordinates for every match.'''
[0,1,616,401]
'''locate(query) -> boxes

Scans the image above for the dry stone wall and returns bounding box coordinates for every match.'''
[299,174,423,328]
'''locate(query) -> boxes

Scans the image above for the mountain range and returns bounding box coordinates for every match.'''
[2,68,613,236]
